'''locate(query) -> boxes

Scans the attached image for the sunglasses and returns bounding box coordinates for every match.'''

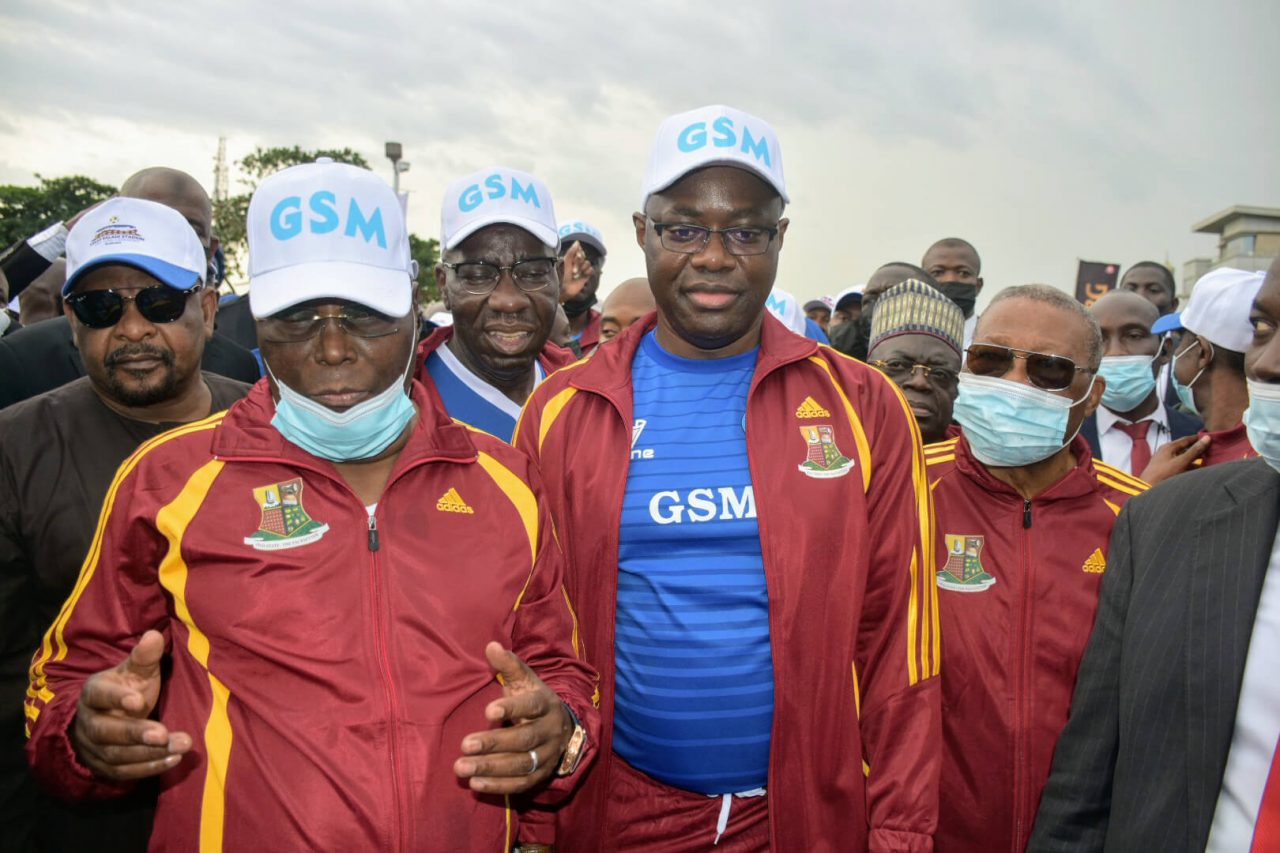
[965,343,1093,391]
[66,284,201,329]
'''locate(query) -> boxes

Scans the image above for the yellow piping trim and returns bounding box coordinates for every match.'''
[806,356,873,492]
[475,452,540,605]
[535,387,579,455]
[504,795,511,852]
[562,586,582,658]
[26,417,224,715]
[155,458,231,853]
[925,454,955,466]
[1096,475,1144,497]
[1092,462,1149,490]
[1103,498,1122,516]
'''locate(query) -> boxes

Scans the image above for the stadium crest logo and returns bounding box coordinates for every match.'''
[244,478,330,551]
[938,534,996,592]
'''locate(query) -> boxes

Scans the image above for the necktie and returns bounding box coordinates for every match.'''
[1116,421,1153,477]
[1252,734,1280,851]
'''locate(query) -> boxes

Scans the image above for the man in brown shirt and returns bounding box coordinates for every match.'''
[0,197,250,851]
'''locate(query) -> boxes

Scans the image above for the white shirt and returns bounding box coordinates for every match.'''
[963,314,977,352]
[1206,524,1280,851]
[1096,404,1172,475]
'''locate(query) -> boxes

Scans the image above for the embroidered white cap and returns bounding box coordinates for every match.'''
[248,158,413,319]
[63,197,206,296]
[1151,267,1265,353]
[557,220,607,257]
[440,167,559,252]
[765,288,807,335]
[640,104,789,210]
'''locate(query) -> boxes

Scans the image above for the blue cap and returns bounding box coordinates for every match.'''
[1151,312,1183,335]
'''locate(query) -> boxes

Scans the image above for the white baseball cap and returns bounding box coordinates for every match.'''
[641,104,789,210]
[557,219,606,256]
[248,158,413,319]
[834,285,864,310]
[765,288,807,335]
[440,167,558,252]
[63,197,206,296]
[1151,267,1265,353]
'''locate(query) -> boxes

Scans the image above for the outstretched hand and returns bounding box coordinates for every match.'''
[559,241,594,304]
[454,642,572,794]
[1139,433,1211,485]
[71,630,192,781]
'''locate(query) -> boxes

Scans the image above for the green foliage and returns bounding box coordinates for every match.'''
[212,146,372,281]
[410,234,441,305]
[0,174,116,251]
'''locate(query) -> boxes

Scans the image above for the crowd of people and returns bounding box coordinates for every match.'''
[0,103,1276,852]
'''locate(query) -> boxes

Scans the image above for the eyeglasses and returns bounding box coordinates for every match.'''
[259,306,404,343]
[65,284,202,329]
[440,258,559,295]
[965,343,1094,391]
[648,220,780,256]
[870,359,960,387]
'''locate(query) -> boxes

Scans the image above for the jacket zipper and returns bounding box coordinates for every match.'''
[368,512,404,852]
[1012,499,1033,851]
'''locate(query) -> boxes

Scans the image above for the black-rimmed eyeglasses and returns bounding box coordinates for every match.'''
[648,220,779,256]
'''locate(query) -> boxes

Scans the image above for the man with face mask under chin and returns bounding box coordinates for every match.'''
[923,284,1149,852]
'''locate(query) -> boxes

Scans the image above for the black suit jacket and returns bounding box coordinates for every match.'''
[1029,457,1279,852]
[1081,399,1203,463]
[0,316,260,409]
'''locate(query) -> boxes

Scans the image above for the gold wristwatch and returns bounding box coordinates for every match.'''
[556,703,587,777]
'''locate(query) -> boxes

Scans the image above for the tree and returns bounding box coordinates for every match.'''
[0,174,116,250]
[213,146,371,281]
[410,234,441,306]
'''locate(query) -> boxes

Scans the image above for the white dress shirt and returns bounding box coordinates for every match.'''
[1207,524,1280,851]
[1096,404,1172,475]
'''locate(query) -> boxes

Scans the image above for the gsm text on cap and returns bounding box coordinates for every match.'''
[458,173,543,213]
[676,117,772,168]
[271,192,387,248]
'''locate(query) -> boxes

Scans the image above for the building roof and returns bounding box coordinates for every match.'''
[1193,205,1280,235]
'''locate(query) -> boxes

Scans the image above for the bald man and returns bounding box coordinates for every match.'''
[599,277,656,343]
[0,167,258,408]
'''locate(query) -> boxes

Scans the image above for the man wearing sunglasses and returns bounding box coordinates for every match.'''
[923,283,1149,852]
[517,105,940,851]
[24,160,598,850]
[419,167,573,444]
[0,197,249,852]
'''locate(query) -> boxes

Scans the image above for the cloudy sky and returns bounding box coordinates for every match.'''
[2,0,1276,308]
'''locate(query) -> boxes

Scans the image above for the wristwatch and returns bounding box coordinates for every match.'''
[556,703,588,777]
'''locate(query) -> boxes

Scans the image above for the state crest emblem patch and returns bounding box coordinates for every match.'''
[243,478,330,551]
[797,425,854,479]
[938,534,997,592]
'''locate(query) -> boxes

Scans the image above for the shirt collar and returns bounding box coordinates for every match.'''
[1098,400,1170,435]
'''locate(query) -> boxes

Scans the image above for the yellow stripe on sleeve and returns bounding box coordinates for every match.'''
[925,454,956,466]
[1092,462,1149,491]
[154,458,230,853]
[26,416,225,713]
[475,452,540,606]
[1096,475,1145,497]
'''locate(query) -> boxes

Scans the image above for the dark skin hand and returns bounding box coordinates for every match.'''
[454,642,573,795]
[1139,433,1211,485]
[72,630,193,781]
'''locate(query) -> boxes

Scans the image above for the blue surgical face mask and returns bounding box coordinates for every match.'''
[1098,354,1158,412]
[954,372,1095,467]
[1244,378,1280,473]
[269,342,418,462]
[1171,339,1207,417]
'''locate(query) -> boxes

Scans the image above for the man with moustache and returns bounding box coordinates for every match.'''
[0,198,249,851]
[866,279,965,445]
[517,104,940,851]
[925,284,1146,851]
[419,167,573,443]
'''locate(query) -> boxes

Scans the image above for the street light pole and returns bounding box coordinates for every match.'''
[385,141,409,194]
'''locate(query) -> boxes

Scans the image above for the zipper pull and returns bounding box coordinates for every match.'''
[367,514,380,551]
[1023,499,1032,529]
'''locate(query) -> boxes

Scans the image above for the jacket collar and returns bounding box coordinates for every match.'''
[953,432,1103,503]
[567,309,820,398]
[211,379,477,467]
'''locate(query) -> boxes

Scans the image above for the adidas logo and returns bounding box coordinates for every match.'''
[1082,548,1106,574]
[795,396,831,419]
[436,487,474,515]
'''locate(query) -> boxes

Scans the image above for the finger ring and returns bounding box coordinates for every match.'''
[528,749,539,774]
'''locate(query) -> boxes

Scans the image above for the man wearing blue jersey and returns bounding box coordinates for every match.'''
[417,167,573,442]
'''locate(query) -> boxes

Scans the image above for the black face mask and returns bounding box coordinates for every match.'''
[940,283,977,318]
[561,295,595,319]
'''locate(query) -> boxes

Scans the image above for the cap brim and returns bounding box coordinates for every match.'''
[445,215,560,253]
[250,260,412,319]
[645,159,791,208]
[560,232,607,257]
[63,254,203,297]
[1151,312,1184,335]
